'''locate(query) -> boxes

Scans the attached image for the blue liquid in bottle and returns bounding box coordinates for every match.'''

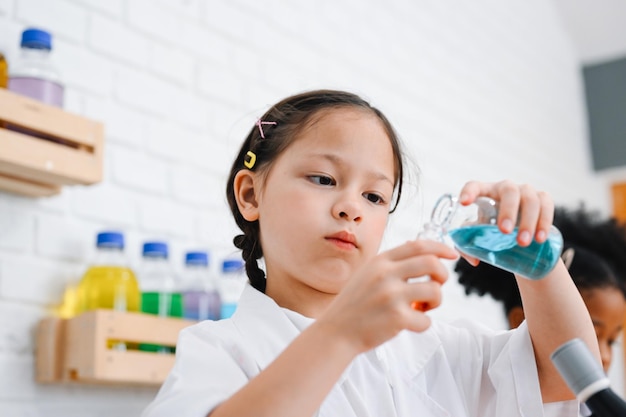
[449,224,562,279]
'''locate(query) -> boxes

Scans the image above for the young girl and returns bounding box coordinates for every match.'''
[142,90,599,417]
[456,206,626,373]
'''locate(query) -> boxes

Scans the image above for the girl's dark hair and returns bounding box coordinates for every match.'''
[226,89,405,292]
[456,206,626,317]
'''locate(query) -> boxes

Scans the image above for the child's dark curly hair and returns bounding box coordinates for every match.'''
[455,205,626,317]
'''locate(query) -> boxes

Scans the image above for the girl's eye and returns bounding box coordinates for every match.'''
[309,175,335,186]
[364,192,386,205]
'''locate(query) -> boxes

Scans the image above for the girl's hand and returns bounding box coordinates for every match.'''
[459,180,554,247]
[317,240,458,354]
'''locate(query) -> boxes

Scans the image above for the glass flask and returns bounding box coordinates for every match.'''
[419,194,563,280]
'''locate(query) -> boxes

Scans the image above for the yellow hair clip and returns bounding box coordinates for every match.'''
[244,151,256,169]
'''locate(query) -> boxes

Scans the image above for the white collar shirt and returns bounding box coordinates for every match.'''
[142,284,579,417]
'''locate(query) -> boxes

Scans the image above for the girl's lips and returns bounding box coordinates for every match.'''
[326,231,358,249]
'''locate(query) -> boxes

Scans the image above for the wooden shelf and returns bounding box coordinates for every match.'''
[0,89,104,197]
[36,310,195,387]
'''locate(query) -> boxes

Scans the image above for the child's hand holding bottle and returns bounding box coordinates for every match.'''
[319,239,458,354]
[420,180,563,280]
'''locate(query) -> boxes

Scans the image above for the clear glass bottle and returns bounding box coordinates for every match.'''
[218,258,247,319]
[419,194,563,280]
[138,241,181,353]
[181,251,221,321]
[8,28,64,107]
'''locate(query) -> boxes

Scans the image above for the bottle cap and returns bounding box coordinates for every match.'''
[142,241,168,258]
[21,28,52,50]
[96,231,124,249]
[185,251,209,266]
[222,259,244,273]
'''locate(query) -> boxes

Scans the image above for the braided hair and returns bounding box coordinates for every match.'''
[456,205,626,317]
[226,90,405,293]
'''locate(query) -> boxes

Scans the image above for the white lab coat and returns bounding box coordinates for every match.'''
[142,285,578,417]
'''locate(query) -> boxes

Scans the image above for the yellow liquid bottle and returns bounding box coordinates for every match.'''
[54,281,80,319]
[79,266,140,312]
[0,51,7,88]
[77,231,140,350]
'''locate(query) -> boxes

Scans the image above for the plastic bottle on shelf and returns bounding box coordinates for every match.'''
[218,258,247,319]
[77,231,140,350]
[78,231,140,312]
[180,251,221,321]
[138,241,182,353]
[0,49,7,88]
[8,28,64,107]
[54,267,83,319]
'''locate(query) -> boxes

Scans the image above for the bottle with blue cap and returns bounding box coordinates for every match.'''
[8,28,64,107]
[180,251,221,321]
[77,231,140,350]
[218,257,247,319]
[138,241,182,353]
[78,231,140,312]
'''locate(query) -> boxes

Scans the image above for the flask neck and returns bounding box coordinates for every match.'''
[430,194,458,230]
[421,194,498,238]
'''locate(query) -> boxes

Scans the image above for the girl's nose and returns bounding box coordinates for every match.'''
[332,196,362,223]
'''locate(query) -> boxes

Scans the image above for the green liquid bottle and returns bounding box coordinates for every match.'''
[138,241,182,353]
[77,231,140,350]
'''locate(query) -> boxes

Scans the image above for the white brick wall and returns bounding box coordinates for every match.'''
[1,0,623,414]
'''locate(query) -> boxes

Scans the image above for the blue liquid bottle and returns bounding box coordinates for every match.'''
[219,258,246,319]
[419,194,563,280]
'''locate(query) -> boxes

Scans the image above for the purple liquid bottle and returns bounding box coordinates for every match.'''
[181,252,221,321]
[8,28,64,107]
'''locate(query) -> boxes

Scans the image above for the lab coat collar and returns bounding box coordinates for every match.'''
[231,284,302,370]
[231,284,442,381]
[230,284,451,417]
[377,325,442,385]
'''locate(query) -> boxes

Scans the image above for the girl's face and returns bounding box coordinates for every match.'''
[580,286,626,372]
[253,108,396,317]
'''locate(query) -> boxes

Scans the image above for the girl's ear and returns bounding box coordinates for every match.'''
[233,170,260,222]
